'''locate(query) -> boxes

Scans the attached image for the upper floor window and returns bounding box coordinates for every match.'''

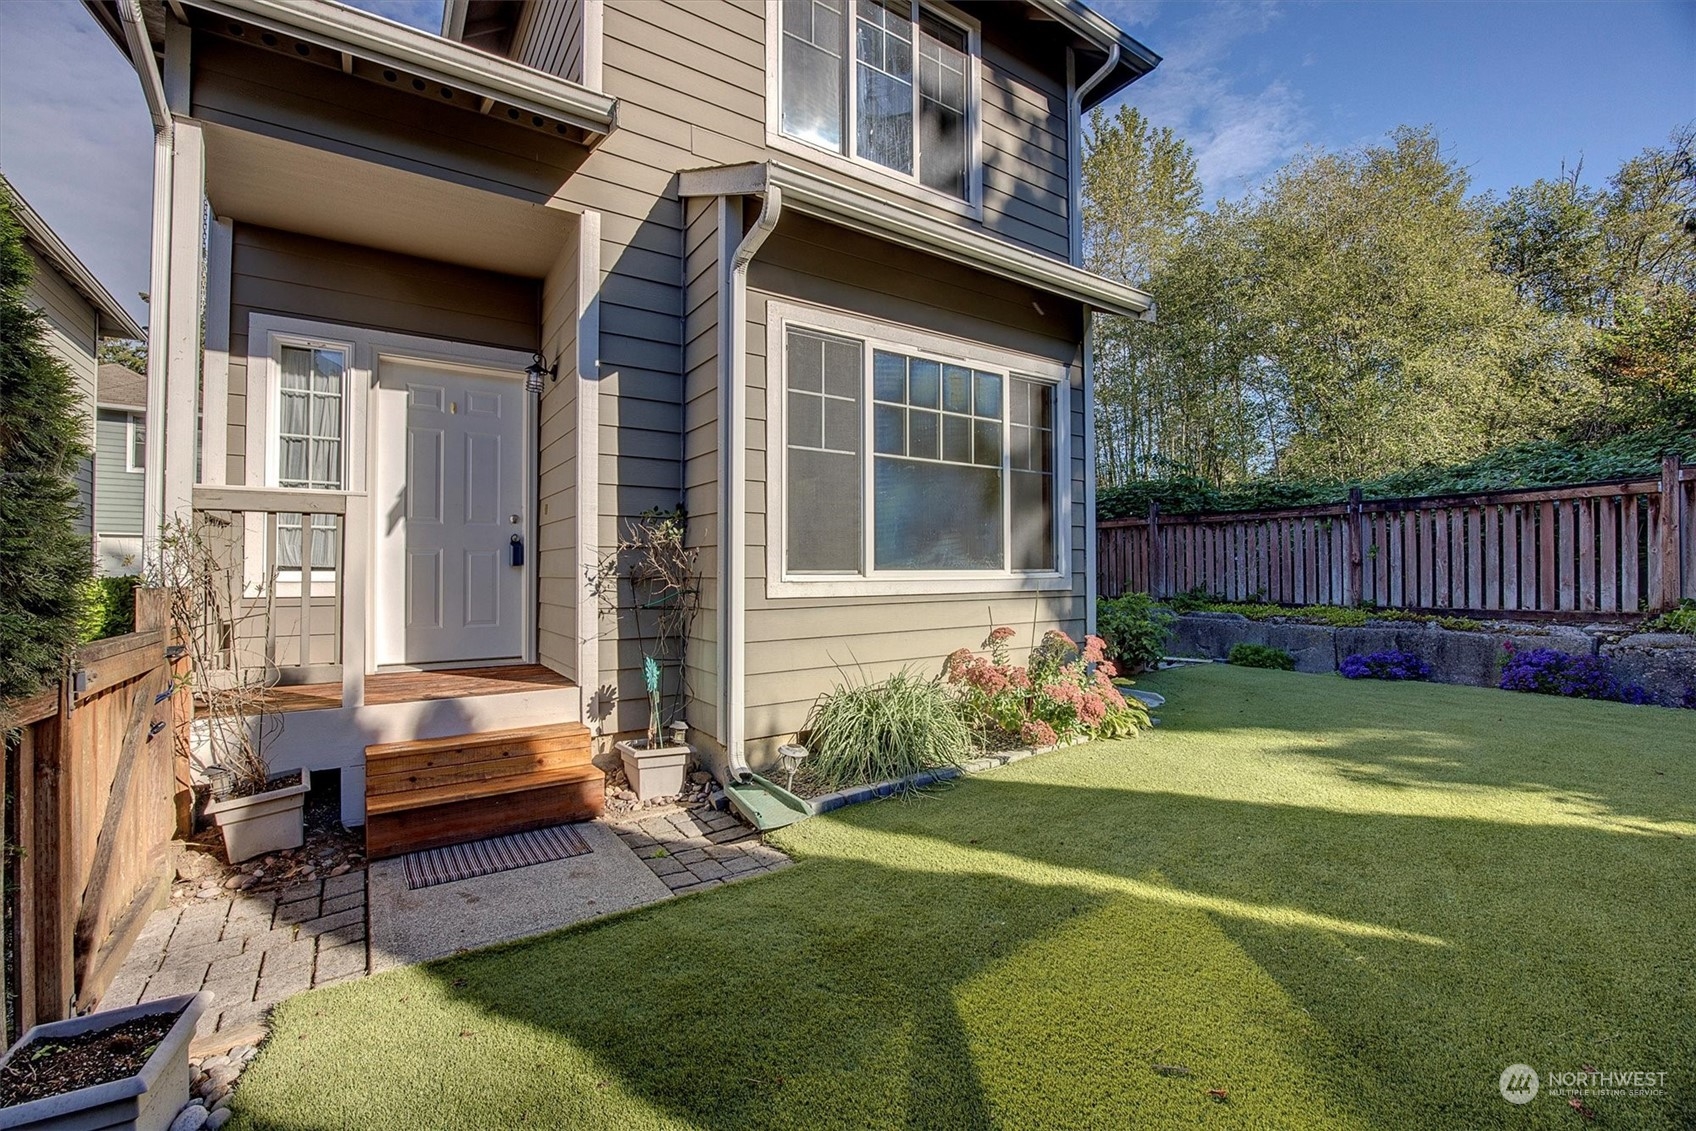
[778,0,975,202]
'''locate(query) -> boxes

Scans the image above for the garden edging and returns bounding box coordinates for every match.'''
[804,737,1091,816]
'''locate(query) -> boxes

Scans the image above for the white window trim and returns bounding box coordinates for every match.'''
[243,315,540,667]
[124,411,146,473]
[765,0,986,222]
[765,299,1073,598]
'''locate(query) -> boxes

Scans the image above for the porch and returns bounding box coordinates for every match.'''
[185,486,590,832]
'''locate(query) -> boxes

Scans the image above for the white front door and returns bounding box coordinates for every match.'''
[374,359,528,667]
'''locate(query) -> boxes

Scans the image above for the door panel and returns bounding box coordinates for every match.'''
[376,360,527,666]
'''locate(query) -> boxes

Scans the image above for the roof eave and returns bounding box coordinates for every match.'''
[1029,0,1161,107]
[3,176,146,339]
[185,0,618,139]
[679,162,1152,319]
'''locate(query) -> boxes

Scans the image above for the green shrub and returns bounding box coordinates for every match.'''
[1228,643,1296,670]
[1647,600,1696,636]
[1,182,93,705]
[1169,598,1483,633]
[80,575,140,642]
[1095,593,1174,673]
[802,668,972,790]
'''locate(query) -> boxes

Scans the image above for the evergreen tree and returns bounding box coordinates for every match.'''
[0,183,93,706]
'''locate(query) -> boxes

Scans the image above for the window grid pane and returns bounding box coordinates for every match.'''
[781,0,845,149]
[854,0,914,174]
[275,345,347,570]
[786,329,863,573]
[1009,377,1056,571]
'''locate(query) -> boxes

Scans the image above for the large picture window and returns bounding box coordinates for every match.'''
[777,0,975,202]
[779,314,1064,586]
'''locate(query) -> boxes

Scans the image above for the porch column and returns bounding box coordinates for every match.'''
[160,119,205,523]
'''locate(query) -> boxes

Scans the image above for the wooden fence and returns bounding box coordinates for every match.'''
[2,591,189,1045]
[1099,455,1695,617]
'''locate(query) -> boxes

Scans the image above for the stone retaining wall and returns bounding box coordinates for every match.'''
[1167,614,1696,707]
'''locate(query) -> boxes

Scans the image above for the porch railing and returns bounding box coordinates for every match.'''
[189,486,370,707]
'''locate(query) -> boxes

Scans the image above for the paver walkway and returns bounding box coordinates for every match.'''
[105,809,791,1053]
[103,869,369,1050]
[612,804,793,890]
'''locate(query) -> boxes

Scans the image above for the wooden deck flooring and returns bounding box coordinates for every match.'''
[232,665,575,714]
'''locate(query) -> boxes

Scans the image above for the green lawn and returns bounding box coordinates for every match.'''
[230,666,1696,1130]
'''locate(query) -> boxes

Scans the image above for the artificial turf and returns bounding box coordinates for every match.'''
[229,665,1695,1130]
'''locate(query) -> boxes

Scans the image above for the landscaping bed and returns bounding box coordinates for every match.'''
[1168,609,1696,704]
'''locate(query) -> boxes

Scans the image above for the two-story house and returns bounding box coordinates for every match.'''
[87,0,1156,845]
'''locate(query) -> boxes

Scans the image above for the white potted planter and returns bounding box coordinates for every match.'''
[204,767,310,863]
[616,739,690,802]
[0,991,211,1131]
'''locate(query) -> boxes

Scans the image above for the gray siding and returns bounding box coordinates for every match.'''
[682,196,722,741]
[511,0,584,83]
[25,246,99,535]
[225,224,539,484]
[537,223,582,681]
[94,408,145,535]
[741,213,1087,758]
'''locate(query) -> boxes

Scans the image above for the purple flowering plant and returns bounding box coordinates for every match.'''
[1340,650,1432,681]
[1498,642,1654,705]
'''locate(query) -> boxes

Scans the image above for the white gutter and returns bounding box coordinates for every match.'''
[1071,42,1118,637]
[183,0,617,136]
[719,187,782,781]
[120,0,171,132]
[680,162,1151,318]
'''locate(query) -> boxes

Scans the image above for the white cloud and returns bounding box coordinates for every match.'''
[1095,0,1310,202]
[0,1,155,330]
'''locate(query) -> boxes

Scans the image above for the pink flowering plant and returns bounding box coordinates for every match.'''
[943,626,1149,747]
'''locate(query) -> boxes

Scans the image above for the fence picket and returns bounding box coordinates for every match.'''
[1097,463,1686,615]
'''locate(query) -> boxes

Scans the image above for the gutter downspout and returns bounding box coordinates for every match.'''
[121,0,170,132]
[124,0,174,568]
[720,187,782,781]
[1071,44,1116,637]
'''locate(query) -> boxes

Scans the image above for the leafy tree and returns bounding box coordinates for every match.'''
[0,183,93,707]
[98,337,147,374]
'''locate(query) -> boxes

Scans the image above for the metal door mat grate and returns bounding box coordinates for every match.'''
[402,823,592,889]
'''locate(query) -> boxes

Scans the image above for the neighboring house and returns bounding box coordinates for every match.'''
[4,175,146,547]
[94,361,151,574]
[88,0,1157,835]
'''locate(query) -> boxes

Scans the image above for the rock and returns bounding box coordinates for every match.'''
[195,888,222,900]
[222,875,246,890]
[201,1055,231,1072]
[689,771,711,785]
[205,1110,233,1131]
[230,1045,256,1062]
[170,1103,210,1131]
[206,1064,241,1090]
[329,863,350,876]
[213,1093,235,1112]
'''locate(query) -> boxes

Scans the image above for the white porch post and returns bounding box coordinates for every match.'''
[575,210,603,726]
[161,119,205,523]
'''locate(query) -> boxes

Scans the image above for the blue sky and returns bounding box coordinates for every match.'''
[1,0,1690,332]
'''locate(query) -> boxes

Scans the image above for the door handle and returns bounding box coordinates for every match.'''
[510,534,524,567]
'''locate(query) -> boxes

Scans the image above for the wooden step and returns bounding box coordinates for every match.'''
[365,776,604,860]
[363,722,602,859]
[366,764,603,817]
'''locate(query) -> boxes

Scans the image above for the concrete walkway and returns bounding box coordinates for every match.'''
[104,811,793,1055]
[366,821,670,971]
